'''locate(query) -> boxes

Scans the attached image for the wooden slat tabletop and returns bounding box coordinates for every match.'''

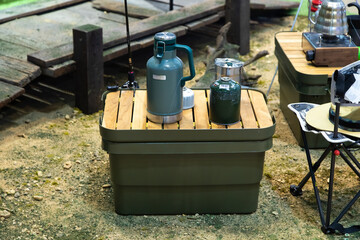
[102,89,273,130]
[275,32,338,77]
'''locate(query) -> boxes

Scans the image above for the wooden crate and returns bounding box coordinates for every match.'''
[102,89,273,131]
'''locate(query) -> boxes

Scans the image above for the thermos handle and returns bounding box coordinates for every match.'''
[175,44,196,87]
[308,0,317,25]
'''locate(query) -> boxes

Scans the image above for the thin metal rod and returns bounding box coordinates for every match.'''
[333,102,340,139]
[266,0,304,97]
[341,144,360,170]
[332,190,360,224]
[124,0,133,72]
[296,144,331,190]
[325,147,337,227]
[339,150,360,178]
[301,129,327,226]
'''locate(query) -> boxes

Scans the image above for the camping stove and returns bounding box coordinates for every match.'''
[302,32,358,67]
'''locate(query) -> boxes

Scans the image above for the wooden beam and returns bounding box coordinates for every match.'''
[73,24,104,114]
[226,0,250,55]
[0,81,25,109]
[28,0,225,68]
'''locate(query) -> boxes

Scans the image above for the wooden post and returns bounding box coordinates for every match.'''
[226,0,250,55]
[73,24,104,114]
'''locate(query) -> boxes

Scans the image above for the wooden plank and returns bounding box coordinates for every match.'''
[0,56,41,76]
[103,25,188,62]
[98,11,139,24]
[193,90,210,129]
[147,120,162,129]
[73,24,104,114]
[0,56,41,87]
[0,81,25,109]
[0,39,37,61]
[226,0,250,54]
[282,50,305,59]
[250,0,299,10]
[164,123,178,129]
[0,66,31,87]
[92,0,164,18]
[42,60,76,78]
[0,0,87,24]
[153,0,299,9]
[27,0,225,67]
[44,25,187,77]
[102,91,120,129]
[185,12,223,30]
[240,90,258,129]
[0,28,43,51]
[149,0,202,7]
[206,90,225,129]
[248,91,273,129]
[179,109,194,129]
[117,90,134,130]
[42,11,217,77]
[132,90,147,130]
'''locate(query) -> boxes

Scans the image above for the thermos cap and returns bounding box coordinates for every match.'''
[220,77,232,82]
[215,58,244,69]
[154,32,176,45]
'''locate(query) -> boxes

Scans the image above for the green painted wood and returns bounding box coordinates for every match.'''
[0,39,36,61]
[27,0,225,67]
[0,55,41,86]
[3,15,73,49]
[0,81,25,109]
[0,0,87,24]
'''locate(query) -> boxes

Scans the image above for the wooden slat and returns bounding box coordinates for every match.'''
[116,90,134,130]
[240,90,258,129]
[206,90,225,129]
[27,0,225,67]
[281,50,305,59]
[193,90,210,129]
[0,56,41,87]
[132,90,147,130]
[0,39,36,61]
[278,42,302,51]
[164,123,178,129]
[248,91,273,128]
[0,0,87,24]
[147,120,162,129]
[179,109,194,129]
[93,0,164,18]
[102,91,120,129]
[0,81,25,109]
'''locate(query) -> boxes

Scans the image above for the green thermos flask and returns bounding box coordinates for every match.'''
[146,32,196,123]
[209,77,241,125]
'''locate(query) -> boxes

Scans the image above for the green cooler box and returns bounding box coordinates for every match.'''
[275,32,336,148]
[100,89,275,214]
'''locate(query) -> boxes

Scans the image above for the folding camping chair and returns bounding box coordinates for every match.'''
[288,62,360,234]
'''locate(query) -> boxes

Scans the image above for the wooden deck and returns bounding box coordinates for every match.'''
[0,0,298,110]
[102,89,273,130]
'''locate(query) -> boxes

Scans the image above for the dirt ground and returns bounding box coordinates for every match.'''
[1,13,360,240]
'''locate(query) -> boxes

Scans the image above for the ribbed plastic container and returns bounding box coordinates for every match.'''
[100,89,275,214]
[275,34,330,148]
